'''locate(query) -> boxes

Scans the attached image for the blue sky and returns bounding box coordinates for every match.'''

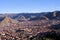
[0,0,60,13]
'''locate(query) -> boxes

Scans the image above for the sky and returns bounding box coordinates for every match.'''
[0,0,60,13]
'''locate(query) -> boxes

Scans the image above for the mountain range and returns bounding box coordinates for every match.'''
[0,11,60,40]
[0,11,60,21]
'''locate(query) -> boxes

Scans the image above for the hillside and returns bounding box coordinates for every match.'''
[0,16,19,26]
[0,11,60,40]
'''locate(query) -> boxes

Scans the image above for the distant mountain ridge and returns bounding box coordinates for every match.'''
[0,11,60,21]
[44,11,60,20]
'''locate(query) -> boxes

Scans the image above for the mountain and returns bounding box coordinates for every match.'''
[0,11,60,21]
[44,11,60,20]
[0,13,46,21]
[0,16,19,26]
[10,13,46,21]
[0,11,60,40]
